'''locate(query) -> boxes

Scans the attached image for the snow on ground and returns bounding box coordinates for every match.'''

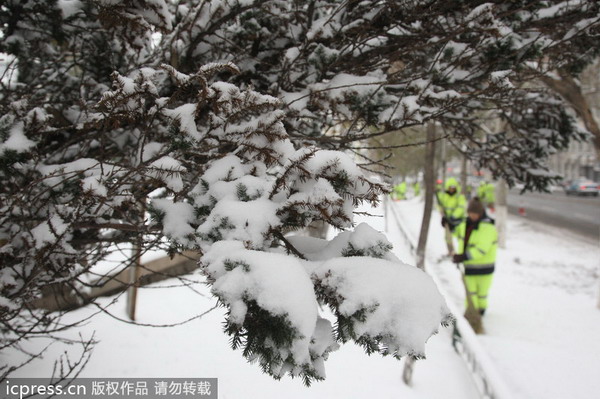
[390,197,600,399]
[8,201,478,399]
[8,196,600,399]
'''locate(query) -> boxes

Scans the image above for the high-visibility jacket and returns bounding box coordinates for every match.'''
[477,182,495,204]
[393,182,407,199]
[438,177,466,223]
[454,216,497,275]
[413,182,420,196]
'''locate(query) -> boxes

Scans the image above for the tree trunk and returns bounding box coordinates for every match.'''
[127,200,145,321]
[540,70,600,156]
[415,123,437,270]
[495,179,508,249]
[127,241,142,321]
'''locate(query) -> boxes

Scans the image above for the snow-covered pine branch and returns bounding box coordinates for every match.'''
[1,30,450,385]
[163,0,598,188]
[138,66,451,384]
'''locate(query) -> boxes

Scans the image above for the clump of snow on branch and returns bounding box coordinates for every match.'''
[312,257,451,359]
[203,240,338,381]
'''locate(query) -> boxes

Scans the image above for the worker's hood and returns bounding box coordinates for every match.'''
[444,177,461,193]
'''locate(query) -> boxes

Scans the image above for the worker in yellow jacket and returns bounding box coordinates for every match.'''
[477,181,496,210]
[452,197,498,315]
[392,181,407,200]
[413,181,421,197]
[439,177,467,231]
[437,177,467,255]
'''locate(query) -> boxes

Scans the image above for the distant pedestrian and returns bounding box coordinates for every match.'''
[413,181,421,197]
[465,182,474,200]
[393,181,407,200]
[452,197,498,316]
[438,177,467,255]
[439,177,467,231]
[477,181,496,211]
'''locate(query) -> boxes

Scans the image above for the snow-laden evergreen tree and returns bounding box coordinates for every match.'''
[0,0,450,384]
[160,0,597,189]
[0,0,598,384]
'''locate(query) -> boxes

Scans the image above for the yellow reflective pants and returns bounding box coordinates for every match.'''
[464,274,494,311]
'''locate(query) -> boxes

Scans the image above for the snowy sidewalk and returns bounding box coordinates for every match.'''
[9,202,480,399]
[9,197,599,399]
[390,197,600,399]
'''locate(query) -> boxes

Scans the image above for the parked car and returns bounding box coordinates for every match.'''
[564,179,600,196]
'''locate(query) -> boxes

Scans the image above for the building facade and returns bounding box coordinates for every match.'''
[549,137,600,182]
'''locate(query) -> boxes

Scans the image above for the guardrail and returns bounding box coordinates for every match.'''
[385,197,513,399]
